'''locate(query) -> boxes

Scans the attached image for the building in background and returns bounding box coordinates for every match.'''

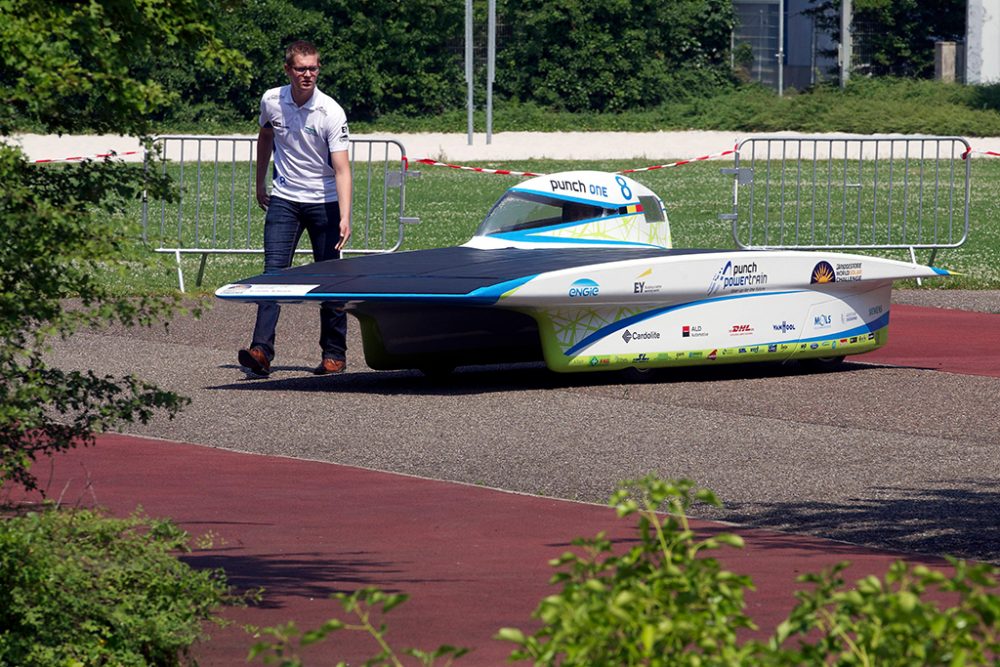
[967,0,1000,83]
[732,0,837,92]
[734,0,1000,91]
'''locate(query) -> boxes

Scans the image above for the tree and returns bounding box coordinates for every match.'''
[0,0,249,492]
[144,0,466,126]
[495,0,736,112]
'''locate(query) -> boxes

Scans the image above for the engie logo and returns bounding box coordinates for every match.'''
[568,278,600,297]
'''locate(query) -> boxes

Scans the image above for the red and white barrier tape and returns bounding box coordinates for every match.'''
[406,157,543,177]
[969,149,1000,158]
[404,145,737,178]
[33,150,143,164]
[618,145,738,174]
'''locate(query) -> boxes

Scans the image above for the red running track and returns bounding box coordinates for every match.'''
[11,438,956,666]
[862,305,1000,377]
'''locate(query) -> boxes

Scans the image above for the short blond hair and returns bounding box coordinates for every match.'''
[285,40,319,66]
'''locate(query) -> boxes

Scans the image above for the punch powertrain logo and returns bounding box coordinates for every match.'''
[568,278,600,297]
[707,260,768,296]
[811,261,836,284]
[622,330,661,344]
[773,320,796,334]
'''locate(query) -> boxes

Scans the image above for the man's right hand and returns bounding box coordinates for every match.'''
[256,187,270,211]
[255,125,275,211]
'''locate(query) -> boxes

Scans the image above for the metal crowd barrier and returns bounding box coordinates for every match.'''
[142,135,418,291]
[720,136,971,264]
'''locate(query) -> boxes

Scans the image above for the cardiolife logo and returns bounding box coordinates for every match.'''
[568,278,600,297]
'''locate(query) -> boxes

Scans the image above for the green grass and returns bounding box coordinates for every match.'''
[125,153,1000,294]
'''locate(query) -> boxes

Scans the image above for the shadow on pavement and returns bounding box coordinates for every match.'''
[718,479,1000,564]
[207,359,885,396]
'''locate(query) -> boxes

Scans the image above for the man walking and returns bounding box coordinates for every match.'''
[238,40,352,376]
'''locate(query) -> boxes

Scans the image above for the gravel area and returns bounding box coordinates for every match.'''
[44,291,1000,563]
[892,289,1000,313]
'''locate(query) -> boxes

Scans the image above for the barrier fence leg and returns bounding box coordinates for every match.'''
[174,250,186,293]
[909,246,922,287]
[196,253,209,288]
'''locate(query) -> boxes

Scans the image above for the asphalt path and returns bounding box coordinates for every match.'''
[44,289,1000,564]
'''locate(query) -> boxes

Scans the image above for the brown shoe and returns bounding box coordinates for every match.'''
[238,347,270,376]
[313,358,346,375]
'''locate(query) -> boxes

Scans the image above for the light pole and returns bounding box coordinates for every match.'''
[777,0,785,96]
[840,0,852,88]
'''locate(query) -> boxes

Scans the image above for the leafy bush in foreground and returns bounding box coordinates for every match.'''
[0,507,235,666]
[250,476,1000,666]
[500,477,757,665]
[248,587,469,667]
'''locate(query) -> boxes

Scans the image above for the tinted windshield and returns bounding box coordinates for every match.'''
[476,192,613,236]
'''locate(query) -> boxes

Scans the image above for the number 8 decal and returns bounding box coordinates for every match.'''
[615,175,632,200]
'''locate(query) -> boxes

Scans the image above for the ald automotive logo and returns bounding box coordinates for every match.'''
[568,278,600,297]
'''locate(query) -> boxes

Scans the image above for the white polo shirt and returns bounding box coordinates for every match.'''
[259,85,350,203]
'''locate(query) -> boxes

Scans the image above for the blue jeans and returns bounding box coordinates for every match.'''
[250,196,346,362]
